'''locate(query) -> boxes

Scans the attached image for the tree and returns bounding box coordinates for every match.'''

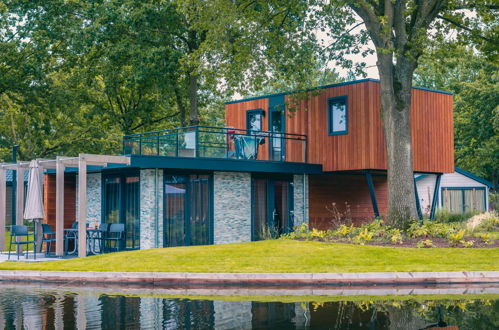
[197,0,497,226]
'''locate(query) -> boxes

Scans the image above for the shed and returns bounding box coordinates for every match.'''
[416,168,493,216]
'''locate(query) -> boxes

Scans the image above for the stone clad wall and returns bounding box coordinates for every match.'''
[140,169,163,249]
[293,174,309,228]
[213,172,251,244]
[76,173,101,226]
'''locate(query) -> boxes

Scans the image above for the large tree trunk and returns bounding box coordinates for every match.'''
[377,54,418,228]
[174,87,187,127]
[188,73,199,126]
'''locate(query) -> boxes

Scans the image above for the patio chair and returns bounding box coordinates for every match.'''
[8,225,36,261]
[64,221,79,255]
[41,224,56,256]
[97,223,110,253]
[104,223,125,252]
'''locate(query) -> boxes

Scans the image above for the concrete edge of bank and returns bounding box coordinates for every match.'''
[0,270,498,286]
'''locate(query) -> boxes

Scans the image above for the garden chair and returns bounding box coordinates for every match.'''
[41,224,56,256]
[8,225,36,261]
[97,223,110,253]
[104,223,125,252]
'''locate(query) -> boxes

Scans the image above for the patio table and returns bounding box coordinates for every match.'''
[64,228,104,256]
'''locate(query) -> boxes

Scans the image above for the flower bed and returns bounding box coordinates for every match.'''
[284,212,499,248]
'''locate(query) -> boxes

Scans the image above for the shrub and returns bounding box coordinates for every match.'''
[448,229,466,246]
[434,209,478,223]
[408,222,430,238]
[417,239,434,248]
[353,228,373,245]
[460,240,474,248]
[490,192,499,211]
[334,224,352,237]
[325,202,353,228]
[467,212,499,233]
[390,229,404,244]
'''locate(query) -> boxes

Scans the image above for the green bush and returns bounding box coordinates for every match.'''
[434,209,478,223]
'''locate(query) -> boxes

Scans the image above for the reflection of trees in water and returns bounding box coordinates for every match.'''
[0,288,497,329]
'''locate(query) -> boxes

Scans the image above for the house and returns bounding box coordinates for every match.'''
[0,78,455,257]
[416,168,493,216]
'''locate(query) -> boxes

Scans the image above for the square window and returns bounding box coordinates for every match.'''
[328,96,348,135]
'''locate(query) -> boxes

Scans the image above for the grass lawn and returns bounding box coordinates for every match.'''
[0,240,498,273]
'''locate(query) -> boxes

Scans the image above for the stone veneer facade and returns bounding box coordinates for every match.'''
[76,173,101,226]
[213,171,251,244]
[139,169,163,249]
[293,174,309,227]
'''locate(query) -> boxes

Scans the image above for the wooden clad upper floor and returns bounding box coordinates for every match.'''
[225,79,454,173]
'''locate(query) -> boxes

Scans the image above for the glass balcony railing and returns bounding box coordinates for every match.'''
[123,126,308,163]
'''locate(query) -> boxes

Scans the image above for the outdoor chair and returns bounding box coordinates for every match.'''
[104,223,125,252]
[8,225,36,261]
[97,223,110,253]
[41,224,56,256]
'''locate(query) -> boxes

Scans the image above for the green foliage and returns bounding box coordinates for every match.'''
[353,228,373,245]
[434,209,478,223]
[448,230,466,246]
[417,239,434,249]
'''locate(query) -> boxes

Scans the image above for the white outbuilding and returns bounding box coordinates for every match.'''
[415,167,493,217]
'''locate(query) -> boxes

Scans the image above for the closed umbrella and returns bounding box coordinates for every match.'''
[24,160,45,253]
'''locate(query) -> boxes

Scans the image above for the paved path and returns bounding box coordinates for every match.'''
[0,270,498,286]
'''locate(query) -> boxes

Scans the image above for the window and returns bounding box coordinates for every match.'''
[328,96,348,135]
[441,187,486,213]
[164,174,212,247]
[246,109,264,133]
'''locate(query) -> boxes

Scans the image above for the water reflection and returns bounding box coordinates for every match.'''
[0,287,497,329]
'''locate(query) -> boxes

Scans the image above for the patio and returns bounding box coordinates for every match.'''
[0,154,130,259]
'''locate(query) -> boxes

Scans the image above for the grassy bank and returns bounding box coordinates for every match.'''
[1,240,498,273]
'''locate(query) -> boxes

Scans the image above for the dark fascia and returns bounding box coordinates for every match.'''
[455,167,493,188]
[129,155,323,174]
[225,78,453,105]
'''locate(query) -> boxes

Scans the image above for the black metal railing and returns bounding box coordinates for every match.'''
[122,126,308,163]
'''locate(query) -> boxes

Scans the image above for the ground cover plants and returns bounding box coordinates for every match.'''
[283,211,499,248]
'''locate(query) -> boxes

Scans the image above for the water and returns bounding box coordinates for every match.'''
[0,285,497,329]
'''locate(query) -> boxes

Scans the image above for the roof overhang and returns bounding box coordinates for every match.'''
[129,155,323,174]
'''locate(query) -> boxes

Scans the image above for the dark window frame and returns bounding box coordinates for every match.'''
[246,109,265,133]
[440,186,487,213]
[328,96,348,136]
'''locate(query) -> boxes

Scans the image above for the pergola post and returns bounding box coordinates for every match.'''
[55,158,65,256]
[16,166,25,253]
[78,156,87,258]
[0,167,6,252]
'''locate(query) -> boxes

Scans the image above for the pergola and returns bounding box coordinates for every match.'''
[0,154,130,258]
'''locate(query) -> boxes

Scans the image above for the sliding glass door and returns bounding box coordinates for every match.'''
[102,172,140,250]
[164,174,212,247]
[252,176,294,241]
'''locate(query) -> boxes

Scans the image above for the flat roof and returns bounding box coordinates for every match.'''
[129,155,323,174]
[225,78,453,105]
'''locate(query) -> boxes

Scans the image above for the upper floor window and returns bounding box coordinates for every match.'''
[328,96,348,135]
[246,109,264,133]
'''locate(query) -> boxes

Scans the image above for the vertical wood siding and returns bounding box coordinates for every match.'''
[225,81,454,173]
[43,174,77,230]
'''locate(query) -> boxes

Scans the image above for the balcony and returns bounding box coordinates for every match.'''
[123,126,308,163]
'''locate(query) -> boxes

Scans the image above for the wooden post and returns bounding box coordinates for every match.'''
[55,159,65,256]
[0,168,6,252]
[78,156,87,258]
[16,166,25,254]
[16,166,25,225]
